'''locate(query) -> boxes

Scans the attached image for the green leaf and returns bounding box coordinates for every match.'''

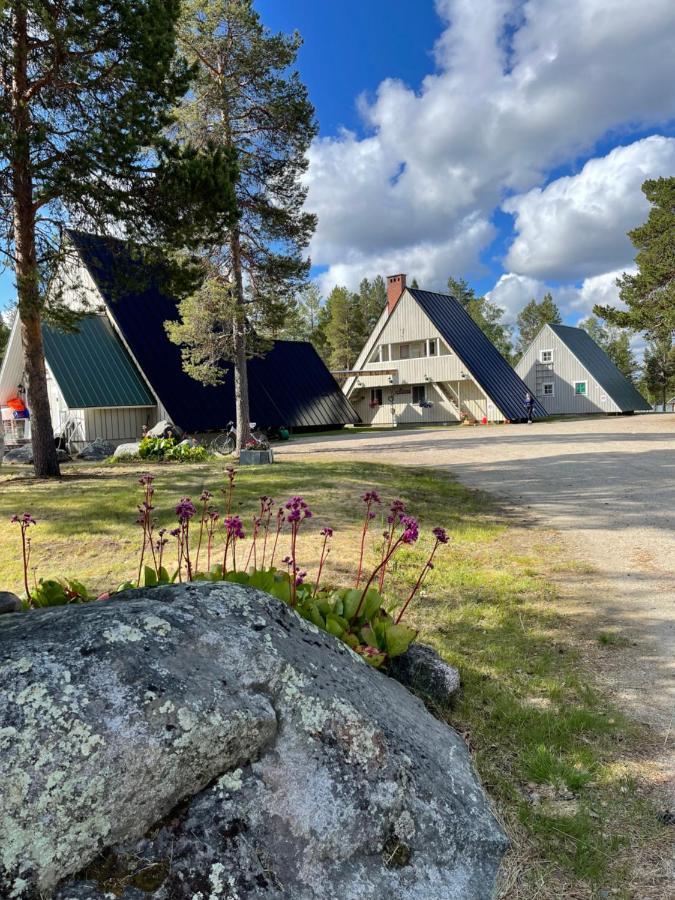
[143,566,158,587]
[341,588,363,620]
[158,567,171,584]
[324,615,346,638]
[383,623,418,658]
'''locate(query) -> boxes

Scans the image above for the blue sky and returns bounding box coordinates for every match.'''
[3,0,674,325]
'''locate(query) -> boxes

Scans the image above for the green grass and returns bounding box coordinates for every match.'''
[0,458,668,897]
[597,631,631,648]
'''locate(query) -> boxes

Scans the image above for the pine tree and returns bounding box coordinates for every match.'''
[579,315,638,381]
[324,286,362,371]
[595,177,675,343]
[447,276,513,360]
[0,1,190,476]
[516,292,562,355]
[169,0,317,451]
[358,276,387,335]
[641,338,675,408]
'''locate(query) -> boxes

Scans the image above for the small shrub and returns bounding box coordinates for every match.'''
[138,436,208,462]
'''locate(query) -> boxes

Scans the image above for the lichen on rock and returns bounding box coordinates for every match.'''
[0,582,507,899]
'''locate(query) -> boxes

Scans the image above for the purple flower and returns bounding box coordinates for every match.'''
[432,527,449,544]
[320,527,333,538]
[387,499,406,524]
[10,513,36,527]
[400,515,419,544]
[170,528,181,538]
[224,515,245,540]
[175,497,197,522]
[225,466,236,483]
[200,490,213,503]
[361,490,381,505]
[284,495,312,522]
[138,473,154,486]
[282,555,293,567]
[208,509,220,522]
[295,570,308,586]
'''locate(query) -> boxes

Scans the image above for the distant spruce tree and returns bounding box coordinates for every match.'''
[323,286,364,372]
[0,0,196,477]
[515,292,562,356]
[579,315,638,381]
[358,276,388,335]
[641,338,675,408]
[447,276,514,361]
[168,0,317,451]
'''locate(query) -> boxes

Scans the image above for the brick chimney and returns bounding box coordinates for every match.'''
[387,274,407,314]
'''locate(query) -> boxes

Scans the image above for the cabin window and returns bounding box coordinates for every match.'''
[542,382,554,396]
[427,339,437,356]
[412,385,426,405]
[368,346,381,363]
[399,343,410,359]
[540,349,553,363]
[370,388,383,406]
[574,381,587,395]
[380,344,389,362]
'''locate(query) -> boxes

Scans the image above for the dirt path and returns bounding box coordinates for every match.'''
[280,415,675,733]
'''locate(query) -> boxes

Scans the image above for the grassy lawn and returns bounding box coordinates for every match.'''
[0,458,670,898]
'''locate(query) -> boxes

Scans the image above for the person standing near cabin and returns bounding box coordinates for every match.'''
[524,391,535,424]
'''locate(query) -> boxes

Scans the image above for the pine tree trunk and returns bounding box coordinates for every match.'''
[12,2,60,477]
[230,227,251,453]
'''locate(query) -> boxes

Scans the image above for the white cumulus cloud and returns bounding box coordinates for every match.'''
[306,0,675,291]
[503,137,675,280]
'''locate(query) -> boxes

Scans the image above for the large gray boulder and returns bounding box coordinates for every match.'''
[0,583,507,899]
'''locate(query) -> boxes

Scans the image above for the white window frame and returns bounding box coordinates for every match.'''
[542,382,554,397]
[426,339,438,357]
[540,349,553,363]
[574,380,588,396]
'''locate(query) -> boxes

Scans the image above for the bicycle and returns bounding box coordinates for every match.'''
[209,421,269,456]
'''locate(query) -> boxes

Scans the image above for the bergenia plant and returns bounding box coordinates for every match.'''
[175,497,197,580]
[353,514,420,621]
[223,515,245,573]
[356,490,381,587]
[284,496,312,605]
[379,499,406,593]
[195,490,214,573]
[223,466,237,514]
[10,512,36,601]
[313,526,333,598]
[136,474,157,584]
[269,506,285,568]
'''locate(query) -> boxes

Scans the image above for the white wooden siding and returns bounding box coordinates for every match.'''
[516,325,621,414]
[82,406,157,445]
[345,289,501,423]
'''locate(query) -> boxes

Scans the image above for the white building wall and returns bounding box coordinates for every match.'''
[516,325,621,415]
[345,290,498,424]
[83,407,156,445]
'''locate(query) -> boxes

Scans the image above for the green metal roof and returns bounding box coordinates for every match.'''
[42,315,155,409]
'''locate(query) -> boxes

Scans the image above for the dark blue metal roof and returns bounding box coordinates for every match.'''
[548,324,651,412]
[408,289,547,420]
[67,231,359,431]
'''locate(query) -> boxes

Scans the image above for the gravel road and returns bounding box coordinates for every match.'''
[280,414,675,731]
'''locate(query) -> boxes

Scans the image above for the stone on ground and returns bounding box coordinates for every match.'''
[113,441,141,459]
[77,439,116,461]
[147,420,182,440]
[0,583,507,899]
[2,444,70,464]
[388,642,461,705]
[0,591,21,614]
